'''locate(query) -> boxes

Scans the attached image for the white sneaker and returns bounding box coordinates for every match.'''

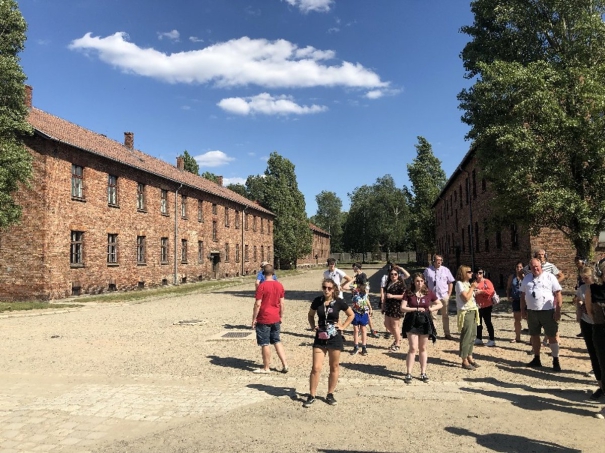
[474,339,484,345]
[542,337,548,346]
[486,340,496,347]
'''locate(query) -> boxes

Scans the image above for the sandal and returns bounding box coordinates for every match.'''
[468,361,481,368]
[462,363,476,371]
[389,345,400,352]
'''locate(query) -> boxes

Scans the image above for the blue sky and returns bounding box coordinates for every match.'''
[19,0,474,215]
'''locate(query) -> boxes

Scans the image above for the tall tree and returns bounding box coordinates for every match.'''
[201,171,219,184]
[226,183,247,197]
[405,136,446,253]
[312,191,344,252]
[459,0,605,258]
[180,150,199,175]
[0,0,32,228]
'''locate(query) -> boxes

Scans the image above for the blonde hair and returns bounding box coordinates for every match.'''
[456,265,471,282]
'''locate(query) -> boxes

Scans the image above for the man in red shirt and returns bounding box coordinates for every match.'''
[251,265,288,373]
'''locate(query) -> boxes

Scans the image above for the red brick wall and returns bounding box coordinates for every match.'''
[434,156,576,289]
[0,136,274,300]
[298,230,330,267]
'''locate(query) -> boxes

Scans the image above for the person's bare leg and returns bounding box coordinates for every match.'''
[274,342,287,369]
[361,326,367,346]
[353,325,359,347]
[261,345,271,370]
[393,319,402,346]
[406,333,418,374]
[531,335,541,356]
[327,349,341,393]
[309,348,325,396]
[418,335,429,374]
[513,312,522,342]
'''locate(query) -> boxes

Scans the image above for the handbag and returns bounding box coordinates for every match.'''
[492,293,500,305]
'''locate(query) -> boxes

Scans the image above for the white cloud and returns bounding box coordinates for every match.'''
[223,177,246,186]
[189,36,204,43]
[365,90,384,100]
[69,33,388,90]
[283,0,334,13]
[217,93,327,116]
[194,150,235,167]
[181,105,191,110]
[248,152,256,156]
[158,30,180,41]
[327,27,340,34]
[364,88,403,99]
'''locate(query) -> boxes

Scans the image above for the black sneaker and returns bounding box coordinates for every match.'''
[361,347,368,356]
[303,395,316,408]
[326,393,337,405]
[590,388,604,400]
[351,347,359,356]
[420,373,430,383]
[369,330,379,338]
[553,358,562,372]
[404,373,412,384]
[526,357,543,368]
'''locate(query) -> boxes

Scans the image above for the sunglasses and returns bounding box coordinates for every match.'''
[322,286,334,290]
[477,271,484,275]
[390,272,399,276]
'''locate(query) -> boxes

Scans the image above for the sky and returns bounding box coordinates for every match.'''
[18,0,475,215]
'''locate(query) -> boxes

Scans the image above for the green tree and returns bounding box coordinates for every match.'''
[201,171,219,184]
[458,0,605,258]
[256,152,312,267]
[226,183,247,197]
[0,0,32,228]
[180,150,199,175]
[342,175,409,256]
[311,191,344,252]
[405,136,446,253]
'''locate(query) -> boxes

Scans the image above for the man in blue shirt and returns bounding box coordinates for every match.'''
[256,261,278,289]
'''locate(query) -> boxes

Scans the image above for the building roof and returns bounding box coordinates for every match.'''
[309,223,330,236]
[431,144,476,208]
[27,107,274,216]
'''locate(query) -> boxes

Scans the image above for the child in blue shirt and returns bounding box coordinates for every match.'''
[351,283,372,356]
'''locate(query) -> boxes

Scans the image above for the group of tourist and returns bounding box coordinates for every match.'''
[249,252,605,411]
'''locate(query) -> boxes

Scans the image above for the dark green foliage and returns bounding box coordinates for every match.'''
[226,183,248,197]
[201,171,219,184]
[311,191,344,252]
[0,0,33,228]
[180,150,199,175]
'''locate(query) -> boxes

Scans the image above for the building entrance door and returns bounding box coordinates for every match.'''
[211,253,220,279]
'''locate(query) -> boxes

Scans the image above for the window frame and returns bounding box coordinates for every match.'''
[181,195,188,219]
[160,189,169,216]
[137,183,146,211]
[137,236,146,264]
[181,239,188,264]
[71,164,84,200]
[160,237,169,264]
[70,231,84,267]
[198,240,204,263]
[107,175,119,207]
[107,233,118,265]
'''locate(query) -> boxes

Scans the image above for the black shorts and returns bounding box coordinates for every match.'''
[402,312,430,336]
[511,299,521,313]
[313,332,344,350]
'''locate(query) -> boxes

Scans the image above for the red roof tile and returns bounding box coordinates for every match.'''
[309,222,330,236]
[27,107,274,216]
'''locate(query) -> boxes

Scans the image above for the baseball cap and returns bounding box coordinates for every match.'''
[260,261,269,267]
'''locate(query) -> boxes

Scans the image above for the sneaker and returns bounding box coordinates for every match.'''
[553,358,562,372]
[326,393,337,406]
[303,395,316,408]
[526,357,543,368]
[420,373,430,383]
[404,373,413,384]
[369,330,379,338]
[543,337,549,346]
[351,346,359,356]
[590,388,604,401]
[486,340,496,347]
[474,338,484,346]
[361,347,368,356]
[280,366,289,374]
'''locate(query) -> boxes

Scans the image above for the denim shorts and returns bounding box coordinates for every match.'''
[255,322,281,346]
[352,312,369,326]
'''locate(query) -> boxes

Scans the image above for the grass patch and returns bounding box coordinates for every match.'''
[0,302,82,313]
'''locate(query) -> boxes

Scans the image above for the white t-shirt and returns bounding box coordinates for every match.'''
[521,272,562,311]
[324,268,347,299]
[455,281,477,311]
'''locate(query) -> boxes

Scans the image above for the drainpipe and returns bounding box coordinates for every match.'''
[174,183,183,285]
[459,167,475,271]
[241,206,248,276]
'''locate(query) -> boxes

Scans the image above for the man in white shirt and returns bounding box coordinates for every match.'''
[424,255,455,340]
[521,258,563,371]
[323,258,352,300]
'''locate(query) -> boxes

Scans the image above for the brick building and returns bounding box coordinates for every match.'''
[433,148,577,290]
[297,223,331,267]
[0,87,275,301]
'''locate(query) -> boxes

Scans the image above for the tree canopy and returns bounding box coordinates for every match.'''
[201,171,220,184]
[180,150,199,175]
[405,136,446,254]
[310,191,344,252]
[0,0,32,228]
[458,0,605,257]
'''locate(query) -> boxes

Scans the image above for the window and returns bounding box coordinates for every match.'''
[245,213,249,230]
[511,223,519,250]
[212,203,217,215]
[71,165,84,199]
[267,246,271,262]
[137,183,146,211]
[459,184,463,208]
[198,241,204,263]
[235,210,240,229]
[236,244,240,263]
[253,245,257,262]
[496,230,502,250]
[198,200,203,222]
[253,215,257,232]
[472,169,477,199]
[107,175,118,206]
[261,218,264,234]
[468,224,472,252]
[461,228,465,253]
[181,195,187,219]
[484,221,489,253]
[70,231,84,266]
[245,244,249,262]
[212,220,218,241]
[261,245,264,262]
[161,189,168,215]
[455,209,458,230]
[225,207,230,227]
[465,178,469,205]
[181,239,188,263]
[225,243,230,262]
[475,222,480,253]
[107,234,118,264]
[161,237,169,263]
[137,236,146,264]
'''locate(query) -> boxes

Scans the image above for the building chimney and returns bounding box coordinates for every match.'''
[24,85,32,109]
[124,132,134,150]
[176,156,184,171]
[216,176,223,186]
